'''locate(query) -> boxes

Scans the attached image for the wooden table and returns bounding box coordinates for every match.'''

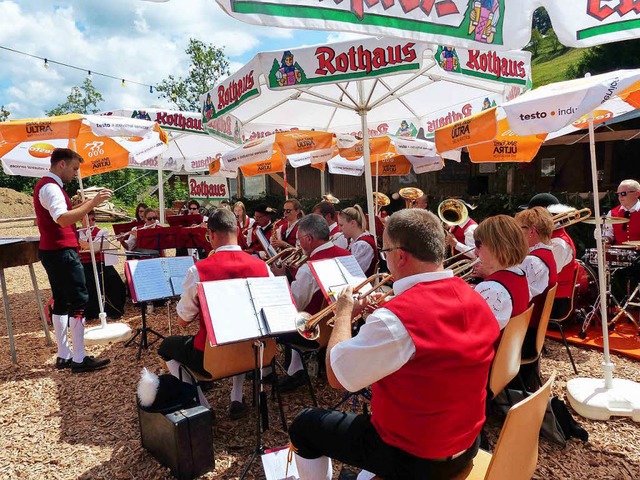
[0,237,52,363]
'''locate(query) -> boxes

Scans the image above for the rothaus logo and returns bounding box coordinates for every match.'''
[587,0,640,21]
[25,121,53,136]
[156,112,203,132]
[519,107,577,121]
[426,104,473,133]
[315,43,417,76]
[218,72,255,111]
[324,0,461,21]
[466,50,526,79]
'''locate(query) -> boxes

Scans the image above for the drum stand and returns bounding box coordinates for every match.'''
[578,263,624,339]
[609,282,640,335]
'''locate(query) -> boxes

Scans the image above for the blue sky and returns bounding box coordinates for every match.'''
[0,0,364,118]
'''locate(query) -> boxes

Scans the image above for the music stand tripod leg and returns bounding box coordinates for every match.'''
[240,341,266,480]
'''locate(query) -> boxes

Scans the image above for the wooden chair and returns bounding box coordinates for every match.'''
[549,268,580,374]
[453,373,556,480]
[520,285,558,388]
[489,306,533,401]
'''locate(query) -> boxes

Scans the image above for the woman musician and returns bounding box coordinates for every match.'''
[339,204,379,277]
[234,201,254,235]
[473,215,530,331]
[124,207,161,251]
[271,199,304,250]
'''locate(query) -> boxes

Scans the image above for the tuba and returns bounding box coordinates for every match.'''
[322,193,340,204]
[552,208,591,230]
[438,198,469,227]
[373,192,390,207]
[398,187,424,208]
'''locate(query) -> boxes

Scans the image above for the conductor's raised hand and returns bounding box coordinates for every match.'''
[92,189,113,206]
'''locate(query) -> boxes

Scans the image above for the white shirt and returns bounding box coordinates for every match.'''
[603,200,640,241]
[38,173,69,222]
[451,219,477,259]
[475,266,527,330]
[331,270,453,392]
[350,232,375,274]
[329,222,349,250]
[176,245,273,322]
[290,242,334,311]
[521,243,551,297]
[124,221,160,250]
[550,236,574,272]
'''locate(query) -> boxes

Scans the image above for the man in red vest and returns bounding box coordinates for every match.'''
[288,209,499,478]
[34,148,112,373]
[244,204,275,259]
[276,214,350,392]
[158,209,272,419]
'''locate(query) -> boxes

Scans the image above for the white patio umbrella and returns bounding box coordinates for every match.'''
[435,70,640,421]
[200,36,531,240]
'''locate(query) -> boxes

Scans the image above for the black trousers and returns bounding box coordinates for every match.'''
[158,335,207,376]
[39,248,88,317]
[289,408,479,480]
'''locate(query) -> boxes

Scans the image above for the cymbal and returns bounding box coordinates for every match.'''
[582,216,629,225]
[623,240,640,246]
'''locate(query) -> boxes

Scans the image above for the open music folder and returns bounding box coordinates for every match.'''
[124,256,195,302]
[308,255,368,303]
[197,276,298,345]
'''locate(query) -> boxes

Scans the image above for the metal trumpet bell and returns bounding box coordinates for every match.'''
[295,311,320,341]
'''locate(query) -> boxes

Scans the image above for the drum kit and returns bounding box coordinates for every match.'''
[576,216,640,337]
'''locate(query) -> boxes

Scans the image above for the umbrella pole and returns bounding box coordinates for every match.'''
[566,109,640,422]
[358,82,377,244]
[158,155,165,224]
[320,168,326,196]
[282,154,289,200]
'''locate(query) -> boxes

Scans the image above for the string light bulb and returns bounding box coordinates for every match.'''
[44,58,49,69]
[121,79,125,88]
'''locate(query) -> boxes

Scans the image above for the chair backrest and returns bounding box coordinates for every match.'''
[551,266,580,322]
[489,305,533,399]
[485,373,555,480]
[203,338,277,380]
[534,284,558,358]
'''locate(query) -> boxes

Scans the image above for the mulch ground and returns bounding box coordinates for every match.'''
[0,221,639,479]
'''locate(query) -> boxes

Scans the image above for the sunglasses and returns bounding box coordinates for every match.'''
[189,207,199,211]
[474,240,482,249]
[146,216,157,221]
[617,191,637,197]
[283,208,295,214]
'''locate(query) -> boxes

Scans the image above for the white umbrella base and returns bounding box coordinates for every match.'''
[84,322,133,345]
[567,377,640,422]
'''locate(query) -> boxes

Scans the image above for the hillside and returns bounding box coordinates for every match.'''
[530,39,584,88]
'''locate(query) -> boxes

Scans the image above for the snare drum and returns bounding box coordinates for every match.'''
[586,247,637,268]
[574,260,598,311]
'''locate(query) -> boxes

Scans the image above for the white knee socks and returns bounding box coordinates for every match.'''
[70,316,86,363]
[165,360,210,409]
[52,314,71,360]
[231,374,245,403]
[294,454,332,480]
[287,350,304,376]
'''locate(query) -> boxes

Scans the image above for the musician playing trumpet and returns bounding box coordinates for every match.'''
[288,209,499,479]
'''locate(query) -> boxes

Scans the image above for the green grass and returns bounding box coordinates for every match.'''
[530,37,586,88]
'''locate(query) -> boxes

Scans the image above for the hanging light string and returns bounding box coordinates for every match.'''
[0,45,156,93]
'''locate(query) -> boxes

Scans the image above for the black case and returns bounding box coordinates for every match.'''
[138,405,214,480]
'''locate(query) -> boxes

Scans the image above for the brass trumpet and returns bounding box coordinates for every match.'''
[266,246,298,268]
[447,258,481,280]
[296,273,394,341]
[282,247,308,269]
[552,208,591,230]
[399,187,424,208]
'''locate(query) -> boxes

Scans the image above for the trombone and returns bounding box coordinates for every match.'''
[296,273,394,341]
[447,258,481,280]
[266,246,298,268]
[552,208,591,230]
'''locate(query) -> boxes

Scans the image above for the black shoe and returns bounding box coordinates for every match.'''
[229,401,248,420]
[277,370,306,392]
[55,357,72,370]
[71,356,110,373]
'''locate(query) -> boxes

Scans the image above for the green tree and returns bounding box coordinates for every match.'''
[532,7,552,34]
[566,39,640,79]
[527,29,543,57]
[0,105,9,121]
[156,38,230,111]
[46,78,104,115]
[546,28,561,53]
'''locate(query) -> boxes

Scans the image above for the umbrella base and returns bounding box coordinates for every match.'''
[85,322,133,345]
[567,377,640,422]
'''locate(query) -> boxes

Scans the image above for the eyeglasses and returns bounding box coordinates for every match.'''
[146,216,157,221]
[283,208,294,214]
[88,218,96,222]
[189,207,199,211]
[474,240,482,249]
[617,191,637,197]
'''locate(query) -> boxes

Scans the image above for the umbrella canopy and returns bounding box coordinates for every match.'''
[201,36,530,237]
[434,69,640,420]
[214,0,640,50]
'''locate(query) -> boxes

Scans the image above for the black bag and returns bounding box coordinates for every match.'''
[138,405,214,480]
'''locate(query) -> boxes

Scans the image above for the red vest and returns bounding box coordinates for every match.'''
[236,226,248,250]
[278,221,299,247]
[352,233,379,277]
[78,227,104,263]
[450,219,478,244]
[551,229,577,299]
[484,269,529,318]
[330,223,341,238]
[248,223,274,252]
[194,250,270,351]
[238,217,251,233]
[303,244,351,314]
[611,205,640,244]
[372,277,499,459]
[34,177,78,250]
[529,247,558,328]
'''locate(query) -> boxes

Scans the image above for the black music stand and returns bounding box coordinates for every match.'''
[125,301,165,360]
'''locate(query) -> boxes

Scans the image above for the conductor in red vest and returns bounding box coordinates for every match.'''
[34,148,112,373]
[158,209,272,419]
[288,209,499,479]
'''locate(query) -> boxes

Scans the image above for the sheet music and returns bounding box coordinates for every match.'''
[262,447,299,480]
[261,305,298,335]
[165,256,195,278]
[170,276,185,296]
[256,228,277,258]
[248,276,297,335]
[128,259,173,301]
[309,255,368,302]
[337,255,368,285]
[199,279,262,344]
